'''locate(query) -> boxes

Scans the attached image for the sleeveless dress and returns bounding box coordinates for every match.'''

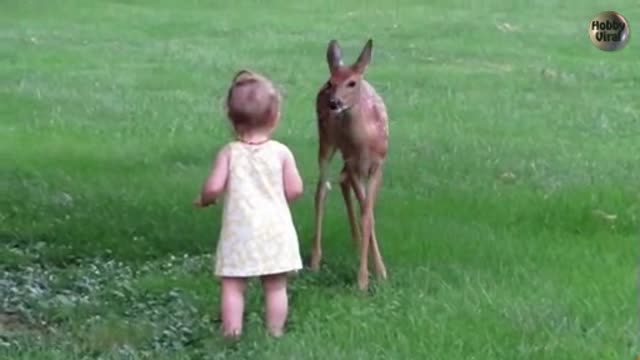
[214,140,303,278]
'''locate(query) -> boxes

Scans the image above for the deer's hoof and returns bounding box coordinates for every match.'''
[377,267,388,280]
[309,256,321,271]
[357,272,369,291]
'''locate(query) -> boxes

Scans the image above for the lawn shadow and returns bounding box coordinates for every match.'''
[298,253,399,296]
[0,310,50,342]
[299,254,358,288]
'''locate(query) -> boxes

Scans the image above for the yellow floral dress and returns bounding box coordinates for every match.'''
[214,140,303,278]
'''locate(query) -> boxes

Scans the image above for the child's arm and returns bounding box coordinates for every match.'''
[193,146,230,208]
[282,146,303,202]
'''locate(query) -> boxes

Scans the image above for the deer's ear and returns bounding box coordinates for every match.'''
[353,39,373,74]
[326,40,343,73]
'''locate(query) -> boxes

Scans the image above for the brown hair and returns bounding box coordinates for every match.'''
[225,70,281,134]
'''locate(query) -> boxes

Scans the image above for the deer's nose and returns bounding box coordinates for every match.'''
[329,99,340,110]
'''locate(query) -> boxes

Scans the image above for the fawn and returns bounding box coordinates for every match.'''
[311,38,389,291]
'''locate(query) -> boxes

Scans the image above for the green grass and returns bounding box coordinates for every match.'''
[1,0,639,358]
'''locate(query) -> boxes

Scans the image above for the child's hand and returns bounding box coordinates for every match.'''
[193,195,216,208]
[193,195,205,208]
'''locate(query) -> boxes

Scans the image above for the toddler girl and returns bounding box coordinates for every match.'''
[193,69,304,339]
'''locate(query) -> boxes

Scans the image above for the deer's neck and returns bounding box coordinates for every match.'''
[339,99,370,144]
[343,91,367,122]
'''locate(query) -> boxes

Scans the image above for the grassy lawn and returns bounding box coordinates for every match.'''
[1,0,639,358]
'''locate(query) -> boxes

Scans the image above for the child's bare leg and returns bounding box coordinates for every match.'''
[261,273,288,337]
[220,276,247,338]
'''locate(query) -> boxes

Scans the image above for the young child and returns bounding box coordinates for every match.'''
[193,69,304,339]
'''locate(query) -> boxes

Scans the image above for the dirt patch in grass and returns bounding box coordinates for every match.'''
[0,312,32,333]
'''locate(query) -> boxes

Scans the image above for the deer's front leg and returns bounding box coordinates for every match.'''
[311,144,334,271]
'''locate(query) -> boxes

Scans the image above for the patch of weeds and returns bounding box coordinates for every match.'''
[1,252,220,357]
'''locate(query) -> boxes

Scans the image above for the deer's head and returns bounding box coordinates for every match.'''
[324,39,373,114]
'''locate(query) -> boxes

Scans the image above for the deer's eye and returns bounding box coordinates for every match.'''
[325,81,332,89]
[347,80,356,87]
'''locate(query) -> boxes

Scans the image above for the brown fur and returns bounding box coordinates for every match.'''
[311,39,389,291]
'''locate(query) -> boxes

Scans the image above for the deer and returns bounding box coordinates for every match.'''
[310,38,389,291]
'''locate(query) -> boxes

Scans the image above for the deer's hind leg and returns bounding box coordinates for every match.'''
[339,165,361,249]
[368,205,387,280]
[349,171,386,281]
[353,165,385,291]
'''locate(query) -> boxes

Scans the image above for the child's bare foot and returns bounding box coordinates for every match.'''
[268,326,284,338]
[222,328,241,340]
[261,273,288,339]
